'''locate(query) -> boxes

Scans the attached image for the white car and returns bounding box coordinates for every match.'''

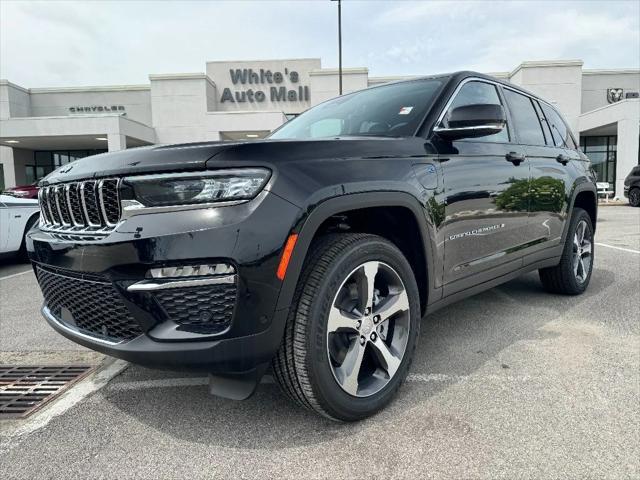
[0,194,40,259]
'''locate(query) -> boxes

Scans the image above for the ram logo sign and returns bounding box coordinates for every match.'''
[607,88,624,104]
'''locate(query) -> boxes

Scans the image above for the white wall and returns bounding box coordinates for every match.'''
[28,87,152,125]
[0,147,31,188]
[150,73,215,144]
[579,99,640,196]
[0,81,32,119]
[309,68,369,106]
[0,146,16,188]
[508,60,583,133]
[581,71,640,113]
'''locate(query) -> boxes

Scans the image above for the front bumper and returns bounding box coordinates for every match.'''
[42,305,289,373]
[28,191,300,373]
[623,185,630,198]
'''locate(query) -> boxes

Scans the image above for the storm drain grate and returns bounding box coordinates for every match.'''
[0,365,94,419]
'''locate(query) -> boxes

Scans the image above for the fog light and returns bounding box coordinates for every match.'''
[149,263,235,278]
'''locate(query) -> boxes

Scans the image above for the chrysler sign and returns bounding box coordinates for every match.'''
[69,105,126,113]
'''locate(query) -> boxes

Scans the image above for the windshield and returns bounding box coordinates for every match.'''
[269,78,445,140]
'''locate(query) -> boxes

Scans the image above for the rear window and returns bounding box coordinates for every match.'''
[503,89,546,146]
[540,103,577,149]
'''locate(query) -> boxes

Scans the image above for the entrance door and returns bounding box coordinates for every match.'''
[437,80,531,291]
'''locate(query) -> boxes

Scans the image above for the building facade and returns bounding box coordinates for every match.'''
[1,58,638,196]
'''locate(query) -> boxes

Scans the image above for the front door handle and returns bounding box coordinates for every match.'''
[556,154,571,165]
[506,152,525,166]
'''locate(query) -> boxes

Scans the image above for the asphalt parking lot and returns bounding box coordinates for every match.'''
[1,205,638,479]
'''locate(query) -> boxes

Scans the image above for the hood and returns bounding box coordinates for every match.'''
[40,141,242,185]
[41,137,430,185]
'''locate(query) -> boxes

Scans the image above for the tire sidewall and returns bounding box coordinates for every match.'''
[564,209,594,293]
[629,188,640,207]
[303,237,420,420]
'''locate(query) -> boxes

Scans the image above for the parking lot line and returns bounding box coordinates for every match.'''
[0,269,32,281]
[595,242,640,254]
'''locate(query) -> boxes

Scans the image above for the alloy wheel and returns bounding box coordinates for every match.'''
[326,261,411,397]
[572,219,592,284]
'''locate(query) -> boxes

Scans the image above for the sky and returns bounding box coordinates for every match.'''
[1,0,638,88]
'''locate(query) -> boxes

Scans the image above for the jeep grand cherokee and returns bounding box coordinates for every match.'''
[28,72,597,421]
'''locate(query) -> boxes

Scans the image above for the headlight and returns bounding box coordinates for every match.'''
[124,168,270,207]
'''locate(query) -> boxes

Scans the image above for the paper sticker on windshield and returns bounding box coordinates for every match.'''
[398,106,414,115]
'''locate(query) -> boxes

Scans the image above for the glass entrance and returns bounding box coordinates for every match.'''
[30,149,107,183]
[580,136,617,194]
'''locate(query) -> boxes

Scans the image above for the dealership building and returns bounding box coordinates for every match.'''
[1,58,638,196]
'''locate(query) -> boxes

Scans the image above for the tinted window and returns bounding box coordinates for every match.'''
[444,81,509,142]
[532,100,553,146]
[269,79,444,140]
[503,89,546,146]
[541,103,577,149]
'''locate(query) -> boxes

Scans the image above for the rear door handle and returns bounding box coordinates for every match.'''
[506,152,526,166]
[556,154,571,165]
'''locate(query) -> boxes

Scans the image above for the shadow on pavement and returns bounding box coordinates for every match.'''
[100,269,614,450]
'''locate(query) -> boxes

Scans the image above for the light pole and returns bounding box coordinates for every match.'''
[331,0,343,95]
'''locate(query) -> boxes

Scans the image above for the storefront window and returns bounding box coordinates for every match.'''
[580,136,617,194]
[30,149,107,183]
[25,165,37,185]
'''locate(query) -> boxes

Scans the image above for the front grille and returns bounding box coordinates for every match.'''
[38,179,121,235]
[154,283,236,334]
[36,266,143,342]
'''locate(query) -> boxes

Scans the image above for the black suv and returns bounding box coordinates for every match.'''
[28,72,597,421]
[624,166,640,206]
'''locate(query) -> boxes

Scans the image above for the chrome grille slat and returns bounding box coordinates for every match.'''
[98,179,121,226]
[46,187,61,225]
[81,181,103,227]
[38,179,122,236]
[38,189,50,225]
[66,183,85,227]
[54,186,71,226]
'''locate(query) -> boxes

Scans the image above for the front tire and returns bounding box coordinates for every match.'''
[272,233,421,421]
[539,208,594,295]
[628,188,640,207]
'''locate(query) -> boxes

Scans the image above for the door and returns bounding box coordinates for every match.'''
[519,97,575,251]
[436,80,531,290]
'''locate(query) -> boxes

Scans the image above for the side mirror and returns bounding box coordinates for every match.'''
[434,104,506,140]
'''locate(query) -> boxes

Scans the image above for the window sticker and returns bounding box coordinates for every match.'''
[398,106,414,115]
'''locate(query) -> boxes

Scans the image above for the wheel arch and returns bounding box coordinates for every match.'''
[17,211,40,257]
[563,182,597,243]
[25,211,40,231]
[275,192,436,316]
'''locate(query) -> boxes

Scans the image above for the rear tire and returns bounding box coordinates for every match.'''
[539,208,594,295]
[272,233,420,421]
[629,188,640,207]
